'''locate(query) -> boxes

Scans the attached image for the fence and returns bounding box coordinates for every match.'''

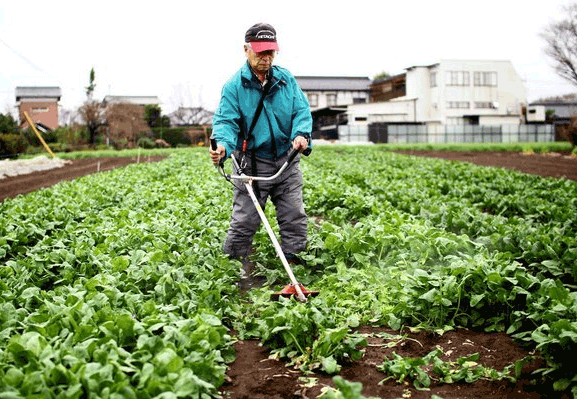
[337,124,556,144]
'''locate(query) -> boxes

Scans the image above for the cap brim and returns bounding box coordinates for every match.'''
[249,41,279,52]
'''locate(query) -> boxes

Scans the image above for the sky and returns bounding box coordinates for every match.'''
[1,0,575,118]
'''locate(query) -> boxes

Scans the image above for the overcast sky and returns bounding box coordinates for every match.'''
[1,0,575,116]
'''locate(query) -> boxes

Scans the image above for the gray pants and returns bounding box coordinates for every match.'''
[224,151,307,259]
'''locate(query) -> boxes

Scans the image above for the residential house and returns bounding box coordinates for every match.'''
[345,60,529,143]
[102,95,160,107]
[527,101,577,140]
[527,101,577,123]
[370,73,406,102]
[16,86,62,130]
[349,60,526,127]
[295,76,371,110]
[295,76,371,139]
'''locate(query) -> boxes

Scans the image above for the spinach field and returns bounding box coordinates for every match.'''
[1,146,576,398]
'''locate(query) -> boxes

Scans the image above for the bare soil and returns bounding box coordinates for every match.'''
[0,156,166,202]
[221,326,559,399]
[1,151,576,398]
[394,150,577,181]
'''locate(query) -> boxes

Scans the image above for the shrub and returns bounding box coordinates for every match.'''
[0,113,19,135]
[150,127,192,147]
[25,146,45,155]
[560,116,577,148]
[53,125,89,146]
[49,143,71,153]
[137,137,156,149]
[0,133,29,156]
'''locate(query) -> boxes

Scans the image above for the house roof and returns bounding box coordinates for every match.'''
[529,101,577,106]
[405,63,439,71]
[103,95,160,105]
[15,86,61,101]
[295,76,371,91]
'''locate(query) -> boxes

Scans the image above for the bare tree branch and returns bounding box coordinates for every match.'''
[168,83,212,126]
[541,3,577,86]
[78,101,106,145]
[105,103,148,149]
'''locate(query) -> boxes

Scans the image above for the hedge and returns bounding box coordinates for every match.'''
[0,134,29,158]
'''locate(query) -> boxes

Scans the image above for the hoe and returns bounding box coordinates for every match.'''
[211,138,319,302]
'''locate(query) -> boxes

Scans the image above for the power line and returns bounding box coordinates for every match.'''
[0,36,46,73]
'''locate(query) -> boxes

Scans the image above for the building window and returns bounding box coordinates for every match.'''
[474,72,497,86]
[354,116,367,121]
[430,72,437,87]
[445,71,470,86]
[307,93,318,107]
[326,94,337,106]
[475,101,494,109]
[446,101,470,109]
[353,97,366,104]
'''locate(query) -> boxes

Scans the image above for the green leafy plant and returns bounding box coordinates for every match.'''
[319,376,379,399]
[377,348,521,390]
[2,146,577,396]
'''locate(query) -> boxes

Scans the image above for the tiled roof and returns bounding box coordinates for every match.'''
[15,86,61,101]
[295,76,371,91]
[103,95,160,105]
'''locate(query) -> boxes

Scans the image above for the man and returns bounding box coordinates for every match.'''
[210,22,313,279]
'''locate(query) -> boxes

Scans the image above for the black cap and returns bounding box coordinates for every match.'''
[245,23,279,52]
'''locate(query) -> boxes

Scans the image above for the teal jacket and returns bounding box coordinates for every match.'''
[212,62,312,160]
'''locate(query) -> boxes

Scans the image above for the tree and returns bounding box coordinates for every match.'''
[540,3,577,86]
[79,68,105,145]
[86,67,96,100]
[560,115,577,148]
[373,71,391,81]
[78,101,105,145]
[105,103,149,149]
[59,108,82,126]
[534,93,577,103]
[170,106,213,126]
[169,83,213,125]
[143,104,170,128]
[0,113,19,135]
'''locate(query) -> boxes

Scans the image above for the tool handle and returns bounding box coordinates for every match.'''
[210,136,225,168]
[289,135,312,162]
[288,148,300,164]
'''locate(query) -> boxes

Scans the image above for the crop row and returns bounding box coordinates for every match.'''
[1,147,577,397]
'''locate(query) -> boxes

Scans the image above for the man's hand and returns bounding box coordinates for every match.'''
[210,144,226,165]
[292,136,308,153]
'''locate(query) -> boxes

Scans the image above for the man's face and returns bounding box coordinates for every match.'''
[245,44,276,75]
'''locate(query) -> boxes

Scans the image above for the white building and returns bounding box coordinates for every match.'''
[295,76,371,110]
[348,60,527,129]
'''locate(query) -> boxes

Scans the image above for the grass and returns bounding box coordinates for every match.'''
[16,141,574,161]
[375,141,574,153]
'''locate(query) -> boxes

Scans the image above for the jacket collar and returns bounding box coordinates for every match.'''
[241,61,285,90]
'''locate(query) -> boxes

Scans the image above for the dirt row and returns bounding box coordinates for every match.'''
[0,156,166,202]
